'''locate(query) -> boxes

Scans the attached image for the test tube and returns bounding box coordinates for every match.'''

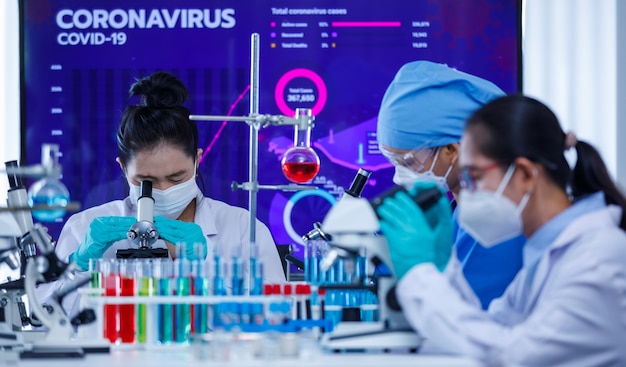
[86,259,104,340]
[100,258,119,343]
[174,258,191,343]
[212,254,227,329]
[155,259,173,344]
[324,289,342,331]
[249,248,264,326]
[360,290,378,323]
[136,259,154,344]
[250,245,264,296]
[119,259,136,343]
[231,251,244,296]
[89,258,102,289]
[304,240,314,283]
[192,259,210,334]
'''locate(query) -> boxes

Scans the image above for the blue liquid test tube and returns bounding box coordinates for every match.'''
[192,259,210,334]
[355,255,368,284]
[250,245,264,296]
[305,240,320,284]
[212,254,227,329]
[155,259,173,344]
[231,253,244,296]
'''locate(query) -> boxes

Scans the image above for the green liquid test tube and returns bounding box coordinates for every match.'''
[136,260,154,344]
[89,258,102,289]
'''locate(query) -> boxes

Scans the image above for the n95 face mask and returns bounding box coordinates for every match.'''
[129,173,199,220]
[457,165,529,247]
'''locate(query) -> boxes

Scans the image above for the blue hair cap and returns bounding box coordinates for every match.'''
[377,60,505,150]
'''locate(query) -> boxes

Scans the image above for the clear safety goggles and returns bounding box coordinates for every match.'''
[379,144,435,171]
[458,162,502,191]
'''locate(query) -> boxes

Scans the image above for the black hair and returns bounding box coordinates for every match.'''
[466,94,626,229]
[116,71,198,166]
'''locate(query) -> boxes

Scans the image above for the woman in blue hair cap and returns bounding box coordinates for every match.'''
[376,60,524,309]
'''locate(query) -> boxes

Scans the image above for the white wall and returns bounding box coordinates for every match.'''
[617,0,626,186]
[1,0,624,195]
[0,0,21,203]
[523,0,621,184]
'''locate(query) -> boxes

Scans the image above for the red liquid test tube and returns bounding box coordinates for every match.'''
[119,259,136,343]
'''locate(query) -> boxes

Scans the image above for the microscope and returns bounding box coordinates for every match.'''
[318,185,442,351]
[116,180,167,259]
[0,146,110,360]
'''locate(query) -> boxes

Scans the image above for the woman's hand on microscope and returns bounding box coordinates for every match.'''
[376,182,454,279]
[70,216,138,271]
[154,216,208,260]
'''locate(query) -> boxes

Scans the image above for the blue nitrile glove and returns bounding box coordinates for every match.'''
[376,182,454,279]
[69,216,138,271]
[154,216,208,259]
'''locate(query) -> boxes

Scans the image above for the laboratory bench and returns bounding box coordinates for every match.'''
[11,349,483,366]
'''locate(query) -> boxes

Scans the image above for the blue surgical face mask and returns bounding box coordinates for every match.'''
[392,148,453,190]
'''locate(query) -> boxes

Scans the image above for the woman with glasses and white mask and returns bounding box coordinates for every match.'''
[377,60,525,309]
[37,72,285,317]
[377,95,626,365]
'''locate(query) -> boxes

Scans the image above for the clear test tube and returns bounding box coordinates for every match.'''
[100,258,119,343]
[155,259,173,344]
[192,259,210,334]
[136,259,154,344]
[118,259,137,343]
[174,258,192,343]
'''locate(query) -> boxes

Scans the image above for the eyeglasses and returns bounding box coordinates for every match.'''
[379,144,435,171]
[458,162,503,191]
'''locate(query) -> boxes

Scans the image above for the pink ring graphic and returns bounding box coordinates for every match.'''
[274,68,327,116]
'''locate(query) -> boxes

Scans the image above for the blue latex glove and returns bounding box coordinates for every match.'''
[154,216,208,259]
[376,182,453,279]
[70,216,137,271]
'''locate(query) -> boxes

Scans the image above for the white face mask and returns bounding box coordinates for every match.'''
[458,164,530,247]
[392,148,453,190]
[129,167,199,220]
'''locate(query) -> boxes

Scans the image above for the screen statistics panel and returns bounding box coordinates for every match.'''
[21,0,520,250]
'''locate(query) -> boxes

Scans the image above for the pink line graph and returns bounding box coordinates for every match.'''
[331,21,401,27]
[199,85,250,163]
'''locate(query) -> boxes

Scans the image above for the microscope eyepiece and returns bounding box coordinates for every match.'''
[345,168,372,198]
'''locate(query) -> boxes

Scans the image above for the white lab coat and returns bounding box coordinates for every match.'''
[35,193,285,317]
[397,205,626,366]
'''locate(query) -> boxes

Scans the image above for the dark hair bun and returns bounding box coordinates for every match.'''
[130,71,189,108]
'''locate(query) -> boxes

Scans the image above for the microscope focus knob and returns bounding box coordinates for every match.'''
[71,308,97,326]
[386,285,403,312]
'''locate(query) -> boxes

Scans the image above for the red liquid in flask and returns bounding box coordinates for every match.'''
[282,161,320,183]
